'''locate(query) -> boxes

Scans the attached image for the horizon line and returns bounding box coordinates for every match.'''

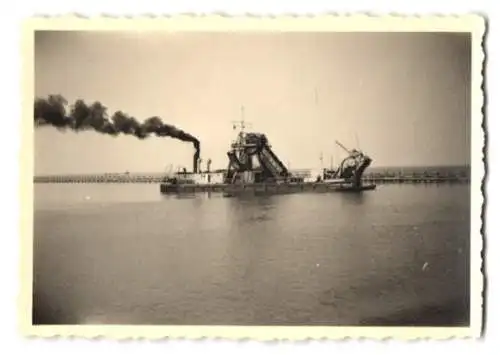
[34,163,471,177]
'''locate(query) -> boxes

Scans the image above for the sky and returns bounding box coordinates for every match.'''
[34,31,471,175]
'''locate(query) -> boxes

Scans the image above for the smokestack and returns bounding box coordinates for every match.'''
[34,94,201,159]
[193,154,198,173]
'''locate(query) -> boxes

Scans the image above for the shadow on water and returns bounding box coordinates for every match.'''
[32,290,57,324]
[32,283,79,325]
[338,191,368,206]
[160,192,219,201]
[228,193,279,205]
[226,194,284,226]
[358,298,470,327]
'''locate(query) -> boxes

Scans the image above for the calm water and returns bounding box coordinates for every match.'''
[33,183,470,326]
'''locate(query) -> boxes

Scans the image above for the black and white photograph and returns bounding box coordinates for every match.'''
[21,15,485,339]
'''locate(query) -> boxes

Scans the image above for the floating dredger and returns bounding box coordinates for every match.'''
[160,122,376,195]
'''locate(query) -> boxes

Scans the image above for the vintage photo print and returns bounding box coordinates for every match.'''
[20,14,485,340]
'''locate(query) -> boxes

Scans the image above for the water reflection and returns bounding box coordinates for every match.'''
[33,184,471,325]
[339,191,367,205]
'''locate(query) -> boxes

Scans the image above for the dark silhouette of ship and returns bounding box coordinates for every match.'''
[160,121,376,195]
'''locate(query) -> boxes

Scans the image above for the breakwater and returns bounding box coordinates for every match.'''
[34,168,470,185]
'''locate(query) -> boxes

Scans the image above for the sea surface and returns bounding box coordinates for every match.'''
[32,183,471,326]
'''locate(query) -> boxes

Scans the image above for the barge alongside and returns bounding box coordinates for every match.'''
[160,123,376,195]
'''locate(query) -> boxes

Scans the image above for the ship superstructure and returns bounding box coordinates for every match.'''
[160,121,376,195]
[223,121,304,185]
[321,140,373,188]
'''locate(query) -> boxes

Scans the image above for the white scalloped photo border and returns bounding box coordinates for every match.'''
[18,14,486,341]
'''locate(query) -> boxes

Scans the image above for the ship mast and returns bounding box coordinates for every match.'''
[231,105,252,147]
[232,119,247,134]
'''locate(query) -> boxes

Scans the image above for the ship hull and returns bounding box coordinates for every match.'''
[160,181,376,196]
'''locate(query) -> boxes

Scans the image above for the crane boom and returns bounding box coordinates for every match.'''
[335,140,351,155]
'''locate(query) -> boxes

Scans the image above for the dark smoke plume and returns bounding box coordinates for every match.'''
[34,95,200,158]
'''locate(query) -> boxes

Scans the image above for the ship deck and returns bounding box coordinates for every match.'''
[159,181,377,195]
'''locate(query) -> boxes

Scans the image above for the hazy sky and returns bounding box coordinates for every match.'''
[34,31,471,175]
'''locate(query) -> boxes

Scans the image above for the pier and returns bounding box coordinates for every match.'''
[34,172,167,184]
[34,169,470,185]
